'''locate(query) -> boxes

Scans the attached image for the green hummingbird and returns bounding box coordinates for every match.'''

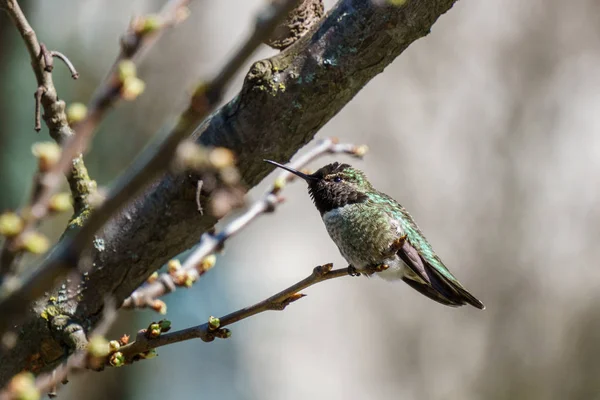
[264,160,485,309]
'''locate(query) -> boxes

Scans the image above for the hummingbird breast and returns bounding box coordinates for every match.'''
[321,202,402,270]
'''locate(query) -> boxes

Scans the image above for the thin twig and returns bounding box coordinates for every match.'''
[120,0,190,59]
[118,264,350,362]
[33,86,44,132]
[50,51,79,79]
[0,0,303,338]
[122,138,367,310]
[195,180,203,214]
[63,0,191,167]
[39,43,53,72]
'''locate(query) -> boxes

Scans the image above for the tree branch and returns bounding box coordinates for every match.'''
[118,264,350,362]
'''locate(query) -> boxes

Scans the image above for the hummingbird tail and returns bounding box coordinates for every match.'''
[424,265,486,310]
[397,244,485,309]
[401,277,462,307]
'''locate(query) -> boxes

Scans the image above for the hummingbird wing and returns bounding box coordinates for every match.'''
[396,241,461,306]
[375,193,485,310]
[398,238,484,309]
[401,229,485,309]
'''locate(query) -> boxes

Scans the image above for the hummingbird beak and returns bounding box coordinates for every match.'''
[264,160,318,181]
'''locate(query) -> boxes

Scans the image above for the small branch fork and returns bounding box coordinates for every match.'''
[46,50,79,78]
[118,264,350,363]
[0,0,91,279]
[0,0,192,281]
[38,43,79,79]
[122,138,368,311]
[0,0,304,338]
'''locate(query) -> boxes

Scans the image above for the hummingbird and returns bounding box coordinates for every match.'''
[264,160,485,309]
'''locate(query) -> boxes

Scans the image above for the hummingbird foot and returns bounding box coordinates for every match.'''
[385,234,408,257]
[363,263,390,276]
[347,265,361,277]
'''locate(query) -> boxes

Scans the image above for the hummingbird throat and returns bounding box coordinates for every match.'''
[308,181,368,215]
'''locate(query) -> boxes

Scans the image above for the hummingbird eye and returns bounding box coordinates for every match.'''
[334,176,342,183]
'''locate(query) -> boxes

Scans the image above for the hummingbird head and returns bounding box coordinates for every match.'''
[264,160,371,214]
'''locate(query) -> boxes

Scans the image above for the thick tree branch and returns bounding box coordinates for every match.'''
[0,0,458,386]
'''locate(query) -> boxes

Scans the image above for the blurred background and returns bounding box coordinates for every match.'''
[2,0,600,399]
